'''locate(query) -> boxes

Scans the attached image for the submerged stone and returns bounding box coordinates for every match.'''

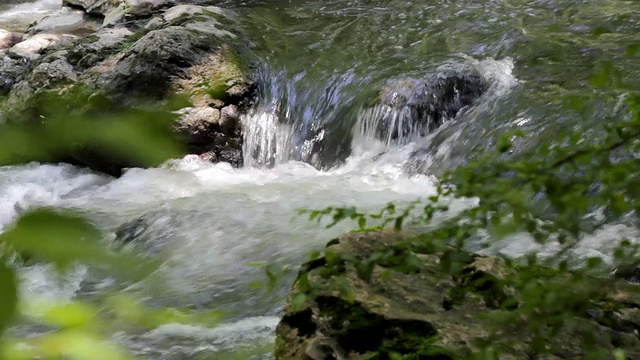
[371,63,488,143]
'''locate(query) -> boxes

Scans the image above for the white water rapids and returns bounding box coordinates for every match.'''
[2,2,640,358]
[1,152,446,357]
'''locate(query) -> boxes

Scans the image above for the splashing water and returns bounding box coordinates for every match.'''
[0,0,61,31]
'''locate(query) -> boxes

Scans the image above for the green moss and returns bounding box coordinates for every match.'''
[349,226,383,233]
[117,27,151,52]
[220,44,255,79]
[326,238,340,247]
[205,82,231,100]
[202,9,237,28]
[316,296,388,352]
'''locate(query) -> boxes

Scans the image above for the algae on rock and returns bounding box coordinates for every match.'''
[276,230,640,359]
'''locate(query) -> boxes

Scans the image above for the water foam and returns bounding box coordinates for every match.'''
[0,163,108,231]
[352,57,519,154]
[0,0,61,31]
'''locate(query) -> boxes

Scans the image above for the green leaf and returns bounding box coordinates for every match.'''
[264,264,278,291]
[586,257,603,269]
[37,302,96,329]
[614,349,628,360]
[292,293,307,311]
[1,209,102,269]
[34,330,134,360]
[627,44,640,57]
[309,211,320,221]
[590,62,614,88]
[0,263,18,337]
[491,220,520,239]
[1,209,157,279]
[245,262,266,268]
[393,217,404,231]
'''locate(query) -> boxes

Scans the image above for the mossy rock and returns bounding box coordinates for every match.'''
[275,231,640,359]
[1,4,258,176]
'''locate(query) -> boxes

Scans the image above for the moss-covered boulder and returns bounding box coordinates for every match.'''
[276,230,640,359]
[0,3,257,175]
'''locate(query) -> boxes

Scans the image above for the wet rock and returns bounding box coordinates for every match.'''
[175,106,222,144]
[28,7,99,36]
[29,57,78,88]
[369,63,487,143]
[613,265,640,284]
[63,0,177,17]
[115,215,149,245]
[65,27,133,71]
[276,231,640,359]
[63,0,123,16]
[3,51,78,110]
[0,30,25,50]
[296,62,488,171]
[174,104,243,166]
[113,212,176,254]
[8,33,77,60]
[1,3,258,176]
[219,104,240,133]
[0,56,24,95]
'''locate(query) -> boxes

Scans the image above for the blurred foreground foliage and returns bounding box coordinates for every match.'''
[302,51,640,358]
[0,93,222,359]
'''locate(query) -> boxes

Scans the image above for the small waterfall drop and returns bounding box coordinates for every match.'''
[353,104,429,149]
[241,67,363,169]
[241,58,517,170]
[241,110,293,168]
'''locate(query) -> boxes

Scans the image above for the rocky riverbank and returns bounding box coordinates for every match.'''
[276,230,640,359]
[0,0,498,176]
[0,0,258,175]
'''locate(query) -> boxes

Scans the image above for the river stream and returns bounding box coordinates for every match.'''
[1,0,640,358]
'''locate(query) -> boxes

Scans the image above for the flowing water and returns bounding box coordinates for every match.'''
[1,0,640,358]
[0,0,61,31]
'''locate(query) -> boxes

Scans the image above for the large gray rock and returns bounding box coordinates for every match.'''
[276,231,640,359]
[28,7,99,36]
[0,3,258,176]
[294,63,488,170]
[7,33,77,60]
[370,63,487,144]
